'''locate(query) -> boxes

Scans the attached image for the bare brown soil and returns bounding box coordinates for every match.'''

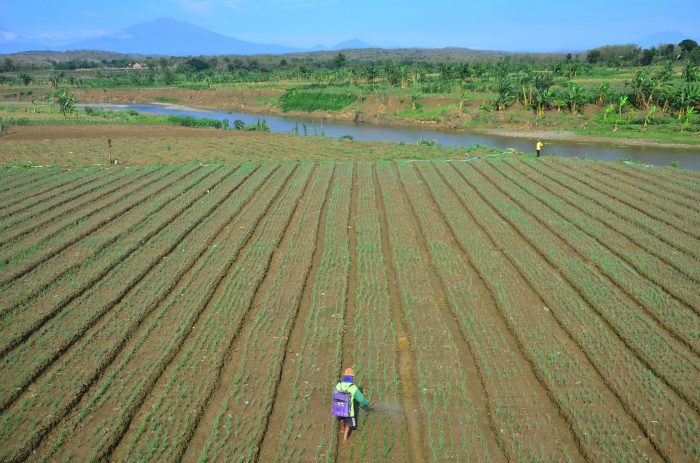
[0,124,485,166]
[0,159,698,462]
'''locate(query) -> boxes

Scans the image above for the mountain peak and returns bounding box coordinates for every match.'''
[332,38,373,50]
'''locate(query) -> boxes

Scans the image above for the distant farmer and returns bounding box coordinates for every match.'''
[331,368,371,443]
[536,140,543,157]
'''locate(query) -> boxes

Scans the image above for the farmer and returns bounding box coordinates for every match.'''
[536,140,543,157]
[334,368,371,443]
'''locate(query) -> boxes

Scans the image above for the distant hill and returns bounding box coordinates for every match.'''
[61,18,297,56]
[0,18,382,56]
[331,39,374,50]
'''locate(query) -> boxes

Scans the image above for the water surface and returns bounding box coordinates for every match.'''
[89,103,700,170]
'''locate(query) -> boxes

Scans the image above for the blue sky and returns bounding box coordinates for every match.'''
[1,0,699,51]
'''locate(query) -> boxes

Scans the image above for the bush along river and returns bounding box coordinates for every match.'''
[87,103,700,170]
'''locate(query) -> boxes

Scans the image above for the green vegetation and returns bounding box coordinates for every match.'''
[1,40,699,144]
[279,89,357,112]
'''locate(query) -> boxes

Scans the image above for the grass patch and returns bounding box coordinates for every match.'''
[279,90,357,112]
[155,97,179,104]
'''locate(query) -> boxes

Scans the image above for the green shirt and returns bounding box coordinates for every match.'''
[335,381,369,417]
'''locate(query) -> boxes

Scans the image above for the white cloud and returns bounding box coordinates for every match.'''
[30,29,112,42]
[0,30,16,41]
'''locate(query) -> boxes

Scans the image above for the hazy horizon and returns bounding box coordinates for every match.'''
[1,0,699,53]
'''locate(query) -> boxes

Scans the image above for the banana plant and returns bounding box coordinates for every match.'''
[566,84,589,114]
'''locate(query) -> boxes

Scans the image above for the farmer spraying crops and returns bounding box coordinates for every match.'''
[331,368,371,443]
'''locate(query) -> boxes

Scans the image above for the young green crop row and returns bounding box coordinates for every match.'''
[467,159,700,401]
[375,161,499,462]
[0,166,65,197]
[338,162,405,461]
[256,163,353,463]
[38,163,282,461]
[477,163,700,346]
[494,160,699,313]
[0,159,697,462]
[109,164,310,461]
[509,160,700,288]
[0,166,216,357]
[431,161,698,461]
[0,165,213,317]
[606,162,700,198]
[0,164,270,461]
[0,167,167,282]
[0,167,102,222]
[185,163,333,462]
[560,160,700,241]
[0,166,181,284]
[393,161,583,461]
[0,166,146,244]
[419,161,662,460]
[544,160,700,260]
[589,163,700,216]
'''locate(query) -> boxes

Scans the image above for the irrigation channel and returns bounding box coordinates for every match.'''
[88,103,700,170]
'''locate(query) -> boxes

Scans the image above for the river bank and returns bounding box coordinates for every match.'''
[68,87,700,150]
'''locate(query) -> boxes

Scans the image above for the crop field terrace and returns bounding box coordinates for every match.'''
[0,157,698,462]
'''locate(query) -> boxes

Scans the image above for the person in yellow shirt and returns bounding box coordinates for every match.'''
[536,140,543,157]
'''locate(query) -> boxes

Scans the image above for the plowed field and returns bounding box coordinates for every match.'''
[1,158,698,462]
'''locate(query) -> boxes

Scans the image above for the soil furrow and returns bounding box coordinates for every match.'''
[394,160,505,460]
[408,161,587,462]
[105,164,305,462]
[372,162,427,463]
[545,160,700,247]
[385,161,502,461]
[445,161,697,461]
[184,164,333,463]
[471,161,700,354]
[0,165,271,461]
[0,167,137,240]
[510,160,700,285]
[529,160,699,263]
[257,163,353,462]
[335,162,360,462]
[0,168,103,219]
[0,165,212,315]
[0,167,225,358]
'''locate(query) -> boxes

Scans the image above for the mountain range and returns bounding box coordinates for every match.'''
[0,18,375,56]
[0,18,697,56]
